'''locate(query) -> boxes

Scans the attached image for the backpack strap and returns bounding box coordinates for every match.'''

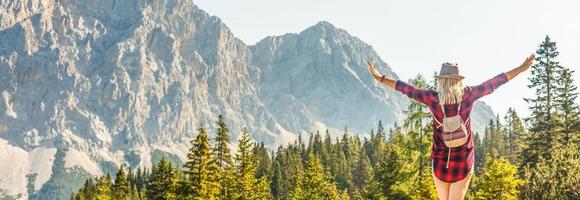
[432,114,443,129]
[434,103,446,130]
[457,102,471,125]
[439,101,461,117]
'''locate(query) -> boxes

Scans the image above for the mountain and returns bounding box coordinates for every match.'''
[0,0,291,198]
[0,0,495,199]
[251,21,406,136]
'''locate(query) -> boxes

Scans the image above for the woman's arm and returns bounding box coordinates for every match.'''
[367,61,396,88]
[506,54,535,81]
[468,53,536,101]
[367,61,436,105]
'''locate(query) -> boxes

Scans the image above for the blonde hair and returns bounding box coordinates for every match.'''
[437,78,465,105]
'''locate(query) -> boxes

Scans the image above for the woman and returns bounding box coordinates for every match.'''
[367,53,535,200]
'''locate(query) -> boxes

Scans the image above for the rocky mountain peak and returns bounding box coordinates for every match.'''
[303,20,339,35]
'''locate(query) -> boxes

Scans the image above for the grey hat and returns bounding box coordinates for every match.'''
[436,62,464,79]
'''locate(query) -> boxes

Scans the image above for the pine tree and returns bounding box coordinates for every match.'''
[332,147,349,191]
[403,74,433,184]
[407,73,439,200]
[403,74,431,132]
[341,128,352,163]
[233,128,271,200]
[252,142,273,199]
[363,179,387,200]
[324,130,334,164]
[366,121,386,167]
[430,70,439,90]
[474,156,523,200]
[129,185,141,200]
[147,158,179,200]
[374,140,406,198]
[111,166,130,200]
[294,153,340,200]
[184,126,220,199]
[288,168,306,200]
[214,115,233,169]
[253,142,272,180]
[297,133,307,160]
[383,102,428,199]
[79,179,96,200]
[334,129,353,190]
[213,115,235,199]
[133,167,148,194]
[272,144,304,200]
[351,149,372,195]
[307,132,315,158]
[95,174,113,200]
[312,131,323,160]
[495,114,509,156]
[271,148,285,199]
[473,132,485,174]
[555,67,579,145]
[522,35,564,168]
[503,108,526,164]
[482,118,507,158]
[73,192,85,200]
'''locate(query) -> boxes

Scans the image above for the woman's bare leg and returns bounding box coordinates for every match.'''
[432,163,449,200]
[447,168,474,200]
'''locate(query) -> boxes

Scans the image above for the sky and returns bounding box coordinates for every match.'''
[196,0,580,119]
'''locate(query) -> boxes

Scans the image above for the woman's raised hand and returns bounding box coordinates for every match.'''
[367,61,383,81]
[519,53,536,71]
[506,53,536,81]
[367,61,397,88]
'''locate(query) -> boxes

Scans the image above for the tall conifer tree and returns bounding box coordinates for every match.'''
[95,174,112,200]
[522,35,564,168]
[148,158,179,200]
[184,126,220,199]
[213,115,235,199]
[554,68,579,145]
[233,128,271,200]
[113,166,130,200]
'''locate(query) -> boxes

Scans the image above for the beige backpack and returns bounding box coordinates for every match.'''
[433,102,469,148]
[432,102,470,168]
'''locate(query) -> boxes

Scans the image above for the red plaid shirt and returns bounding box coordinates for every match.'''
[395,72,509,182]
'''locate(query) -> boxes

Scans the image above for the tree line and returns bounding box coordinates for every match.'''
[73,36,578,200]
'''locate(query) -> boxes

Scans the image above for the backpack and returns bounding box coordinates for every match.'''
[432,102,470,168]
[432,102,470,148]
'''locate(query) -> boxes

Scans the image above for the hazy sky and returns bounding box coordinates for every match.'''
[196,0,580,119]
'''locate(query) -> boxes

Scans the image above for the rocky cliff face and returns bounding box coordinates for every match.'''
[0,0,495,198]
[0,0,290,198]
